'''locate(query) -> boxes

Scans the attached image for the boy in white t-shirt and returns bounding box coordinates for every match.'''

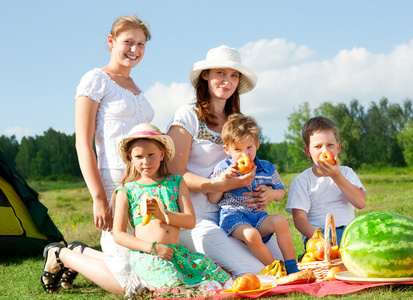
[286,116,366,250]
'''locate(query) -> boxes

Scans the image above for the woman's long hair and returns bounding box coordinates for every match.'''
[195,70,241,127]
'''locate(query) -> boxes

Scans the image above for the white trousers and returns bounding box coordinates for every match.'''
[179,214,283,278]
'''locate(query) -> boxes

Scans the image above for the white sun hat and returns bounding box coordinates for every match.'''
[118,123,175,164]
[189,45,258,95]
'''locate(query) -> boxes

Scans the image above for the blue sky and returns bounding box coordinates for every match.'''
[1,0,413,143]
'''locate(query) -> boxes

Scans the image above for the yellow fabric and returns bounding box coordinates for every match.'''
[0,176,47,239]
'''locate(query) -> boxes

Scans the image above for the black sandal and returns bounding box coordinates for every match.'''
[60,241,89,289]
[40,243,66,293]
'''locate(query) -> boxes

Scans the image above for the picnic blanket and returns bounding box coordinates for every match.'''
[153,280,413,299]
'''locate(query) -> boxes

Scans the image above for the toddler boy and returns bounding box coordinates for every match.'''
[209,114,299,274]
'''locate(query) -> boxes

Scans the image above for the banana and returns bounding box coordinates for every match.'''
[268,260,280,276]
[268,264,280,276]
[138,193,168,226]
[256,265,271,275]
[257,259,287,277]
[138,193,153,226]
[142,214,152,226]
[261,260,288,278]
[257,259,278,275]
[279,261,287,277]
[275,262,284,278]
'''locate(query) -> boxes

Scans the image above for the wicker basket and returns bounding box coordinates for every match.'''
[297,213,347,282]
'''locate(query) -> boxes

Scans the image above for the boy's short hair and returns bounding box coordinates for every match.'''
[302,116,339,147]
[221,114,260,146]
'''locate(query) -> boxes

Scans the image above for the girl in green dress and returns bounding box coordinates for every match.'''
[112,123,230,289]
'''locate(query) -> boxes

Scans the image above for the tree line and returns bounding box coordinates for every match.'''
[0,129,82,180]
[1,98,412,180]
[258,98,413,172]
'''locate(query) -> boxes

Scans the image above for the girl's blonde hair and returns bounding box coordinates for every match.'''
[110,15,151,41]
[110,138,170,218]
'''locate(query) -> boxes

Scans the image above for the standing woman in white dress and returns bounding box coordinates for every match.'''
[40,15,159,296]
[167,45,283,278]
[75,14,153,289]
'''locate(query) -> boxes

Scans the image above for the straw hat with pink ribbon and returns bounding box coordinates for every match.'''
[118,123,175,164]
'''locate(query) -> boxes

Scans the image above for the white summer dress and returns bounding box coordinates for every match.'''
[75,68,154,287]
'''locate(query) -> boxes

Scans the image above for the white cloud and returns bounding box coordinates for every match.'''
[146,39,413,142]
[240,39,413,142]
[4,126,34,141]
[239,39,317,71]
[146,82,194,133]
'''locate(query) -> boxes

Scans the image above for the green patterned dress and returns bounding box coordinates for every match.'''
[116,175,230,288]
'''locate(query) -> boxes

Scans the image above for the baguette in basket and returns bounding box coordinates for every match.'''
[277,270,316,285]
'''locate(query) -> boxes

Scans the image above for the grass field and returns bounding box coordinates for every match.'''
[1,169,413,299]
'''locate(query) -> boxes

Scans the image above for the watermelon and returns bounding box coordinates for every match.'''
[340,211,413,278]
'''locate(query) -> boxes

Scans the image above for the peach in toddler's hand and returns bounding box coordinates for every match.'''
[237,155,254,174]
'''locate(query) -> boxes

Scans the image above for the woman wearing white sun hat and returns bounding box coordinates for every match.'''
[167,45,283,278]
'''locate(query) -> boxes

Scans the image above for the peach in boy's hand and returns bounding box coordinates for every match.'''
[318,151,336,166]
[237,155,254,174]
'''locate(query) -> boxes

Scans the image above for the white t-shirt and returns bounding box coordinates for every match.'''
[166,104,227,217]
[286,166,366,229]
[75,68,154,171]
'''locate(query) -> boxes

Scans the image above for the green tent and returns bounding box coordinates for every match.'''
[0,150,66,257]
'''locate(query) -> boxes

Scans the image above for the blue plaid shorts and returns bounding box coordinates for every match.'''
[219,209,273,243]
